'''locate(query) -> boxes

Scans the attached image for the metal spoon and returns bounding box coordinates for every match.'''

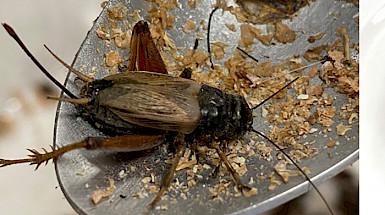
[54,0,358,214]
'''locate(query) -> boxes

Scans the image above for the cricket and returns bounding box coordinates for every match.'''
[0,0,358,214]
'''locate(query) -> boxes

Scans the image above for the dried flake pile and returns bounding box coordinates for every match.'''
[88,0,358,207]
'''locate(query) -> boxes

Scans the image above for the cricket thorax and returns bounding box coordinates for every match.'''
[193,84,253,140]
[80,79,114,99]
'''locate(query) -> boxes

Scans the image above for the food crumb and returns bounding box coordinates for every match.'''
[90,178,116,204]
[308,32,325,43]
[96,24,109,39]
[242,187,258,197]
[326,139,335,148]
[105,50,121,67]
[274,161,289,183]
[274,21,297,44]
[297,94,309,100]
[187,0,202,9]
[268,173,281,191]
[76,169,85,176]
[211,41,229,60]
[182,19,196,33]
[161,205,168,210]
[348,113,358,124]
[336,123,352,136]
[180,193,187,200]
[225,23,236,32]
[107,2,128,20]
[141,176,152,184]
[248,177,255,185]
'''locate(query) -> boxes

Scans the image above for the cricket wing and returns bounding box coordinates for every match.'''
[99,73,202,134]
[127,21,168,74]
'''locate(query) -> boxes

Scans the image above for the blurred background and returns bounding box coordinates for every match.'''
[0,1,102,214]
[0,1,376,214]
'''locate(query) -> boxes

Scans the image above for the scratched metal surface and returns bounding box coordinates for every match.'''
[54,0,359,214]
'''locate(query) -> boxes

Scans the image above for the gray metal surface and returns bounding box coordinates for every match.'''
[54,0,359,214]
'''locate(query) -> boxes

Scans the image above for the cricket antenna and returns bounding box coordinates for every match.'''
[2,23,77,99]
[252,77,299,110]
[207,7,219,69]
[237,47,259,62]
[251,129,334,215]
[240,46,333,213]
[237,46,325,110]
[44,45,93,83]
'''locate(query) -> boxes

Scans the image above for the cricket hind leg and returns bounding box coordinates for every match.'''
[0,142,84,170]
[150,133,186,208]
[165,131,180,154]
[0,134,166,170]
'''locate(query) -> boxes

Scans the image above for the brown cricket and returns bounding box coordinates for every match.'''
[0,20,333,214]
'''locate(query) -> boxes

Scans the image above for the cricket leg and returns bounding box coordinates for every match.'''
[150,133,186,208]
[210,141,227,179]
[0,134,166,170]
[179,38,199,80]
[211,143,252,192]
[179,68,192,79]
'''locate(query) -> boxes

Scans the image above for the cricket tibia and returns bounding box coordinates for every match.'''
[0,135,167,170]
[0,142,84,170]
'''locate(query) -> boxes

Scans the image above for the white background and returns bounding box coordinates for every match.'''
[360,0,385,214]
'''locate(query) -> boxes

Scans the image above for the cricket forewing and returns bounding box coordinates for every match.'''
[86,71,202,134]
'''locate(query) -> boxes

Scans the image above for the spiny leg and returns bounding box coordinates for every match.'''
[0,135,166,170]
[179,68,192,79]
[0,142,84,170]
[151,134,186,208]
[211,142,251,192]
